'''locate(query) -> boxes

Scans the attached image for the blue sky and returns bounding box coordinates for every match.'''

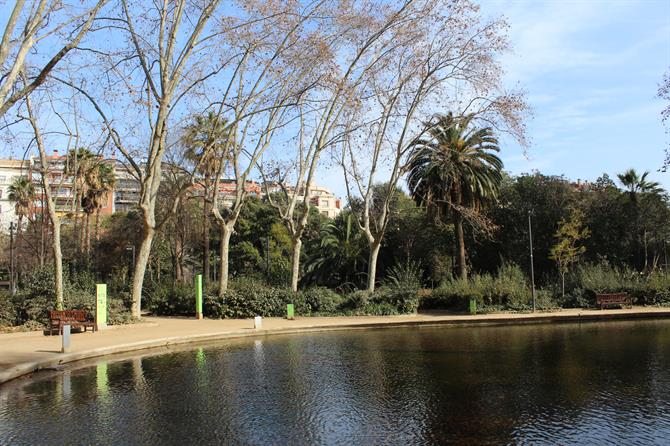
[318,0,670,197]
[488,0,670,185]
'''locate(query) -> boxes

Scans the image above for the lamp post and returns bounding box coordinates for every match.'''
[528,210,536,312]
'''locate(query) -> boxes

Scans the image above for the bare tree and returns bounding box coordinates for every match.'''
[201,1,331,295]
[0,0,107,118]
[20,87,84,309]
[60,0,223,317]
[340,0,528,292]
[262,0,419,292]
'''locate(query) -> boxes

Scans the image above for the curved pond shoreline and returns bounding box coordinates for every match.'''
[2,307,670,385]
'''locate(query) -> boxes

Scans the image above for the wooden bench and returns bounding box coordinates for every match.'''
[595,293,632,310]
[48,310,96,335]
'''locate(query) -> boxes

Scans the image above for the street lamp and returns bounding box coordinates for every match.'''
[528,210,536,312]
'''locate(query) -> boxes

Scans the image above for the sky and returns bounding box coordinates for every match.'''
[318,0,670,197]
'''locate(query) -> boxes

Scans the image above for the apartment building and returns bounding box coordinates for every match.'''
[264,182,342,218]
[28,150,115,219]
[0,159,29,230]
[0,151,341,231]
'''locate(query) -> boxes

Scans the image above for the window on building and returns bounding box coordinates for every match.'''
[0,176,6,184]
[321,199,328,208]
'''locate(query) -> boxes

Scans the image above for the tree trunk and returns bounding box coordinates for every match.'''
[85,212,91,256]
[367,240,381,292]
[218,222,233,297]
[39,208,45,267]
[561,271,565,299]
[203,194,210,286]
[131,225,154,319]
[643,229,649,271]
[95,207,101,242]
[453,210,467,280]
[175,234,184,283]
[290,237,302,292]
[52,218,64,310]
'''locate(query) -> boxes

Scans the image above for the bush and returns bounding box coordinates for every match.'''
[302,287,344,314]
[0,290,16,327]
[565,264,670,307]
[204,278,300,319]
[11,266,133,328]
[421,264,543,312]
[145,282,194,316]
[384,260,424,290]
[339,288,418,315]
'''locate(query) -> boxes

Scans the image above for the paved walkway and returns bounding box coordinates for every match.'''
[2,307,670,385]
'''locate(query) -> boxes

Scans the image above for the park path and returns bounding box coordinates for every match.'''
[2,307,670,385]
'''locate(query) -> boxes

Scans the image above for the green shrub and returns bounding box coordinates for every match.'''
[302,287,344,314]
[421,264,540,311]
[0,290,16,327]
[384,260,423,290]
[145,282,194,316]
[12,266,133,327]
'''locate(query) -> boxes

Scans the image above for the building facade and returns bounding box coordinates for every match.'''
[264,182,342,218]
[0,152,342,232]
[0,159,29,231]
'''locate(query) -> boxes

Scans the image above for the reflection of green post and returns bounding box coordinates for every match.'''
[469,297,477,315]
[286,303,294,320]
[96,362,109,396]
[96,284,107,330]
[196,274,203,319]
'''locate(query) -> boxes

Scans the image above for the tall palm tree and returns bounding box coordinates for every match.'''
[182,112,230,286]
[406,113,503,280]
[617,168,662,202]
[65,148,96,251]
[617,168,664,270]
[87,162,116,246]
[8,176,35,236]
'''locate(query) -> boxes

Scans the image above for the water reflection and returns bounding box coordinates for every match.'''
[1,320,670,445]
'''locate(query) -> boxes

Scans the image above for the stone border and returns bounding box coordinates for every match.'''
[3,309,670,385]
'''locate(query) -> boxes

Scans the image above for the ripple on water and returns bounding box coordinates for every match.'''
[2,320,670,445]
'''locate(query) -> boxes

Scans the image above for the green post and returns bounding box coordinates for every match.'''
[196,274,203,319]
[286,303,294,320]
[469,297,477,315]
[95,284,107,329]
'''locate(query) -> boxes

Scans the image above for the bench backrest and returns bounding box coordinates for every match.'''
[49,310,89,322]
[595,293,629,303]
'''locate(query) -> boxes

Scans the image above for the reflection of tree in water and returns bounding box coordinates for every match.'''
[2,322,670,444]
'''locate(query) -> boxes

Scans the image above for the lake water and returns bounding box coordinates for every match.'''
[2,320,670,445]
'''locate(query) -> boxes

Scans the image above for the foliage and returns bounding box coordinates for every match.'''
[407,113,503,279]
[0,291,16,327]
[384,260,424,290]
[11,266,133,327]
[425,264,541,311]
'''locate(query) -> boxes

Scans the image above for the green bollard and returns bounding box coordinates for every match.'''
[286,304,294,320]
[195,274,203,319]
[469,297,477,315]
[95,284,107,330]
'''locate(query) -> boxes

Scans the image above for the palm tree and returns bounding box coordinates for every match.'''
[182,112,230,286]
[617,168,664,270]
[304,212,367,289]
[8,176,35,236]
[65,148,97,251]
[87,162,116,246]
[406,113,503,280]
[617,168,662,202]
